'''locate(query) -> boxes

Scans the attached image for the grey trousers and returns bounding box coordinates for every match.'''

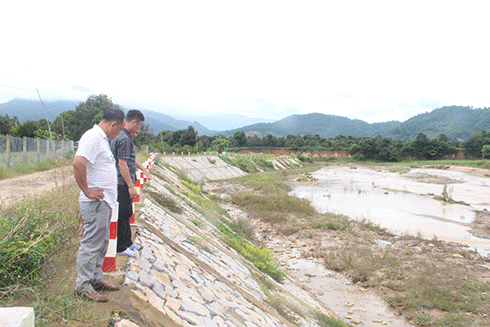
[75,200,112,292]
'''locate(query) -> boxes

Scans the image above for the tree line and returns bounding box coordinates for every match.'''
[2,94,490,160]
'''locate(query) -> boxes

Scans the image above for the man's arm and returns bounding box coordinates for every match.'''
[135,157,152,180]
[118,158,138,199]
[73,156,104,200]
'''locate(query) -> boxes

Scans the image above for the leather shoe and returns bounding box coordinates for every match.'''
[75,289,109,302]
[92,281,121,291]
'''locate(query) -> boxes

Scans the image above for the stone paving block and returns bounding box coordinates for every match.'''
[115,319,140,327]
[0,307,34,327]
[152,281,167,300]
[205,317,219,327]
[164,307,183,325]
[180,296,211,317]
[139,270,156,288]
[178,311,206,326]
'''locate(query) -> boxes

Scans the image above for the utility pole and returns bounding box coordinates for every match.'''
[36,88,54,146]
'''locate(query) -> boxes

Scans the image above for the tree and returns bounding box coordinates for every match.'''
[464,131,490,157]
[232,130,246,147]
[57,94,121,141]
[10,120,41,138]
[482,145,490,159]
[439,133,449,143]
[132,123,155,149]
[34,129,66,140]
[179,126,197,147]
[211,136,229,153]
[412,133,434,159]
[349,144,361,155]
[360,138,376,159]
[261,134,277,147]
[0,114,12,135]
[247,135,261,147]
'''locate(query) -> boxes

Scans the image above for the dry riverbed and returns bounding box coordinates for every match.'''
[210,164,490,326]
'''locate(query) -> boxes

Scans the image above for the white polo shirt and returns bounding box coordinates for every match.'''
[75,125,118,208]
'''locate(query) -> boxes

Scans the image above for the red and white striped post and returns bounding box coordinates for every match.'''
[130,153,156,223]
[102,202,119,272]
[103,153,157,270]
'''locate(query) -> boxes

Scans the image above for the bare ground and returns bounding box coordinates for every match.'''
[3,163,490,326]
[0,166,75,207]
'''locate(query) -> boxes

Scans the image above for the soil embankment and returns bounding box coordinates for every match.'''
[5,158,490,326]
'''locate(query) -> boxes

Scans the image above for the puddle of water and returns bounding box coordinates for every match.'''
[290,166,490,255]
[270,240,410,326]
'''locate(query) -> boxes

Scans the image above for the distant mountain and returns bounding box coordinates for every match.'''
[0,98,79,122]
[380,106,490,141]
[138,109,211,135]
[0,98,211,135]
[172,114,275,131]
[3,99,490,141]
[222,113,400,139]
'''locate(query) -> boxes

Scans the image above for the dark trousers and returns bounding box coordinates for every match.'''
[116,184,133,252]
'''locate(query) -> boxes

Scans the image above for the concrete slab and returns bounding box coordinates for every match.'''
[0,307,35,327]
[160,156,246,181]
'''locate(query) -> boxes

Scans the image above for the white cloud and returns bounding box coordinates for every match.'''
[1,0,490,123]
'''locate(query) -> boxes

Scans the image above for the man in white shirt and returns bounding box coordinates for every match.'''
[73,108,125,302]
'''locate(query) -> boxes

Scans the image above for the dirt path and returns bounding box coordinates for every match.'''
[0,166,75,208]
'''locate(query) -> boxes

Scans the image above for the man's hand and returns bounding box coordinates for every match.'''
[86,188,105,201]
[129,186,138,199]
[144,170,152,180]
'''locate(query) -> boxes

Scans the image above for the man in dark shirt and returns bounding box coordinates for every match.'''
[111,110,145,257]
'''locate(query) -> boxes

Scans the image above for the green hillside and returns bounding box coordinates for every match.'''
[223,107,490,141]
[223,113,399,139]
[3,99,490,141]
[381,106,490,141]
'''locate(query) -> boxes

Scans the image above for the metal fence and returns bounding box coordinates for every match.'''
[0,135,74,168]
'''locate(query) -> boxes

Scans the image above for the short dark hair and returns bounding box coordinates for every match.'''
[102,108,125,125]
[126,110,145,123]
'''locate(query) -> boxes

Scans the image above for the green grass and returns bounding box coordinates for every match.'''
[376,158,490,170]
[231,192,315,224]
[0,182,87,326]
[0,156,73,180]
[314,312,348,327]
[252,158,275,170]
[219,155,258,173]
[217,222,286,282]
[0,186,80,288]
[146,190,183,214]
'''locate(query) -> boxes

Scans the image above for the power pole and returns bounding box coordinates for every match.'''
[36,87,54,141]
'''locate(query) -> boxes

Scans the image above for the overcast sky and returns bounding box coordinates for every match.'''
[1,0,489,123]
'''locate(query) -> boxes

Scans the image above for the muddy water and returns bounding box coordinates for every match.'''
[290,166,490,256]
[284,165,490,326]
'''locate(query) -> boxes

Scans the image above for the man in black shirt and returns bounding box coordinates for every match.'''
[111,110,145,257]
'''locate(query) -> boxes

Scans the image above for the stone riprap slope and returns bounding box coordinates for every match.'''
[121,158,336,327]
[159,156,246,182]
[270,158,301,170]
[159,155,302,182]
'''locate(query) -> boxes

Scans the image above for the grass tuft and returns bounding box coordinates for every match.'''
[146,190,183,214]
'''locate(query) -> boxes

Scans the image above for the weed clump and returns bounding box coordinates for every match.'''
[217,222,286,282]
[0,186,80,289]
[146,190,183,214]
